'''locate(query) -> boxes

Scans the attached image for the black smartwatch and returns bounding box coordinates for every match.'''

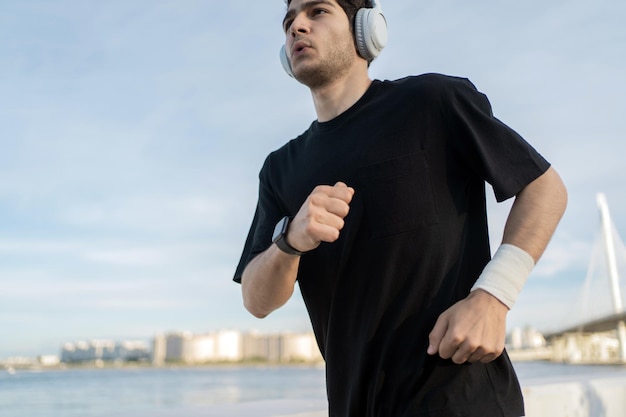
[272,216,305,256]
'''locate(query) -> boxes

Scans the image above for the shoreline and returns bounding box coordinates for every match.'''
[1,359,326,373]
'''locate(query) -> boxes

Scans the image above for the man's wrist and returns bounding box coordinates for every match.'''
[468,288,510,310]
[272,216,306,256]
[470,244,535,309]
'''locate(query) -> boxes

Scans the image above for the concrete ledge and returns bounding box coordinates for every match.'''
[114,399,327,417]
[522,375,626,417]
[209,399,326,417]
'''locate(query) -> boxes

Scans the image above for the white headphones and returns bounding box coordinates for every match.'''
[280,0,388,78]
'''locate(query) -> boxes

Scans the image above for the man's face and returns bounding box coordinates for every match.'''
[282,0,358,87]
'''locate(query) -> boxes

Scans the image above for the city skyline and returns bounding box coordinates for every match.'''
[1,1,626,359]
[1,328,323,365]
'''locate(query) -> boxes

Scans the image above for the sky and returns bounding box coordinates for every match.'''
[1,0,625,359]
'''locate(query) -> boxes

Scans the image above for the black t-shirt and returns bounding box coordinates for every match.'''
[234,74,550,417]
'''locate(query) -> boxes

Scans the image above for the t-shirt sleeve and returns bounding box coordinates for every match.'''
[233,155,284,284]
[445,77,551,202]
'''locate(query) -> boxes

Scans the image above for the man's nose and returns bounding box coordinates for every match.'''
[289,13,310,37]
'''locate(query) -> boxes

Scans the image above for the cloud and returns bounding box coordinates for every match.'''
[85,247,186,267]
[533,238,592,279]
[92,297,189,310]
[58,195,243,234]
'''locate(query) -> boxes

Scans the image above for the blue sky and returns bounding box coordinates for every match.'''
[1,0,625,358]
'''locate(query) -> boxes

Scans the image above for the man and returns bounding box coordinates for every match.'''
[233,0,567,416]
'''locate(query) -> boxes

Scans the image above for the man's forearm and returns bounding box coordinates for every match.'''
[502,166,567,262]
[241,182,355,319]
[471,166,566,309]
[241,244,301,318]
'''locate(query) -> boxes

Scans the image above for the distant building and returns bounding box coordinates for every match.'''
[115,341,151,362]
[242,331,279,362]
[215,330,243,361]
[280,332,323,363]
[88,340,116,361]
[508,327,547,350]
[157,330,243,364]
[549,331,622,363]
[154,330,322,365]
[38,355,61,367]
[233,330,321,363]
[152,333,167,366]
[61,340,150,364]
[1,357,37,368]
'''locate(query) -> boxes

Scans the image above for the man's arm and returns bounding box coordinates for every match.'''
[241,182,355,318]
[501,167,568,262]
[241,245,301,319]
[428,166,567,364]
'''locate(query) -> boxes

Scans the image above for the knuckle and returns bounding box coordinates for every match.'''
[439,350,452,360]
[313,184,329,193]
[448,333,464,346]
[465,341,480,352]
[464,337,481,352]
[308,193,324,206]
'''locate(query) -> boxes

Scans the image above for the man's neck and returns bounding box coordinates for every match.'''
[310,68,372,123]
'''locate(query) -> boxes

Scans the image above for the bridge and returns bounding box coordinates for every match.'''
[549,311,626,335]
[542,193,626,363]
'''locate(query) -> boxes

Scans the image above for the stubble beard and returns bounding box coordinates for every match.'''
[293,37,356,89]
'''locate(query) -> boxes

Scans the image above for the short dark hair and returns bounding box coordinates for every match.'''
[285,0,372,31]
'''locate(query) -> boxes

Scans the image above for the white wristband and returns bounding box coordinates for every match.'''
[470,244,535,309]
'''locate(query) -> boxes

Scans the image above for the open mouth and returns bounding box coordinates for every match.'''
[292,41,311,56]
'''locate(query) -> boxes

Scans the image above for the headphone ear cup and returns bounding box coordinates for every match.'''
[354,9,369,60]
[280,45,295,78]
[354,8,388,61]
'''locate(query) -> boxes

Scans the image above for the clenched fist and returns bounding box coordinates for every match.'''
[287,182,355,253]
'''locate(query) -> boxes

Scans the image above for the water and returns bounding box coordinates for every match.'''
[2,362,626,417]
[0,365,327,417]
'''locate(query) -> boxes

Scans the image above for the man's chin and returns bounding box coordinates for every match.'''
[293,63,339,89]
[293,67,323,87]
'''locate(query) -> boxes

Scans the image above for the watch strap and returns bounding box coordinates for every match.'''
[275,233,305,256]
[273,216,305,256]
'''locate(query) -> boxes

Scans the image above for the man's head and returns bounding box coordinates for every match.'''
[280,0,387,83]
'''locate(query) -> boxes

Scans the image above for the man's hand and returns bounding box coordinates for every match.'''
[427,289,508,364]
[288,182,355,252]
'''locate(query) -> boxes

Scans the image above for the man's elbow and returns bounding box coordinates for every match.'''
[239,254,296,319]
[247,309,270,319]
[241,280,276,319]
[243,297,271,319]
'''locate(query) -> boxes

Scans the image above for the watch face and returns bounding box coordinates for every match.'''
[272,216,289,243]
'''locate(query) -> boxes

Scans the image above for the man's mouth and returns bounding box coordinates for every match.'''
[292,41,312,57]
